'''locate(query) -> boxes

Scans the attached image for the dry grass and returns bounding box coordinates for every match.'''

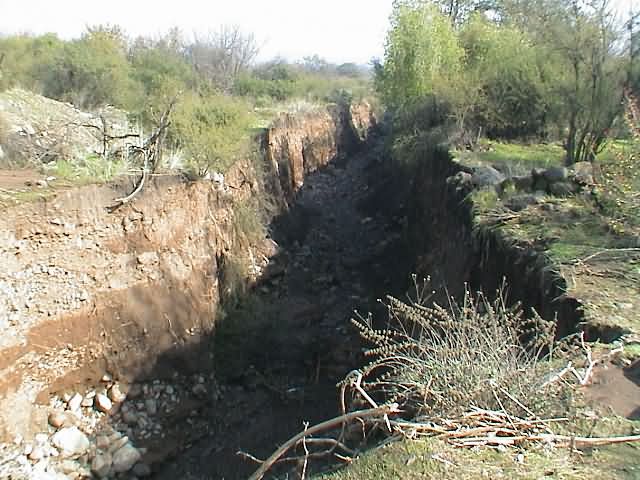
[351,279,563,421]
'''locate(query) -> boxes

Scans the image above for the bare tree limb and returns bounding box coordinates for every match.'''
[247,404,400,480]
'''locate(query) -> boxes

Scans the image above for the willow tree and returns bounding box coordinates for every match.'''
[376,0,465,113]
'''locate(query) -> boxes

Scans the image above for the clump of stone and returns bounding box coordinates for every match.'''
[0,371,223,479]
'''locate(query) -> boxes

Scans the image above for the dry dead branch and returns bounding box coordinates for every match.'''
[107,98,177,211]
[246,404,400,480]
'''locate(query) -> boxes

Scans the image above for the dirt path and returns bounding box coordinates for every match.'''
[150,143,410,479]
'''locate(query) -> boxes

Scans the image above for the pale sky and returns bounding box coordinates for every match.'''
[0,0,637,64]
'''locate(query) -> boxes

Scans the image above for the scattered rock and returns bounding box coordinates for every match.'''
[127,384,143,399]
[506,194,543,212]
[67,393,83,412]
[28,445,46,461]
[94,394,113,413]
[192,384,207,397]
[137,252,159,266]
[81,395,94,408]
[96,435,110,450]
[549,181,576,197]
[112,444,141,473]
[532,176,548,193]
[570,161,594,185]
[48,411,67,429]
[108,436,129,454]
[91,452,112,478]
[543,166,568,183]
[122,409,138,426]
[471,166,505,188]
[447,171,473,191]
[144,399,157,416]
[132,462,152,477]
[512,175,533,192]
[108,384,126,403]
[51,427,89,458]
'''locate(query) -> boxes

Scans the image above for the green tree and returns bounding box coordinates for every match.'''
[459,15,548,138]
[499,0,625,164]
[376,1,465,112]
[172,91,253,175]
[128,32,196,122]
[43,26,139,109]
[0,33,64,92]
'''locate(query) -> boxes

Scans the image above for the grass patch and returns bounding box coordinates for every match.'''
[322,435,640,480]
[46,155,128,183]
[456,140,564,174]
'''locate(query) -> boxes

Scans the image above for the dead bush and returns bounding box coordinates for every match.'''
[351,278,565,420]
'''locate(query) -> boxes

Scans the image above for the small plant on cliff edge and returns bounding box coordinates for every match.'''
[351,277,565,420]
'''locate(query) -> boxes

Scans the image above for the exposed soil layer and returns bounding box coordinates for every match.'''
[149,138,410,479]
[586,361,640,420]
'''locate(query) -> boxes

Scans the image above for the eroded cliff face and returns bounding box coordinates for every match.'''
[264,102,377,205]
[0,101,377,441]
[405,148,582,337]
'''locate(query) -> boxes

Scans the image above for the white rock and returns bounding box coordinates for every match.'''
[91,452,112,478]
[48,411,67,429]
[108,384,126,403]
[51,427,89,458]
[67,393,83,412]
[28,445,46,461]
[112,444,141,473]
[94,394,113,413]
[101,373,113,383]
[137,252,159,266]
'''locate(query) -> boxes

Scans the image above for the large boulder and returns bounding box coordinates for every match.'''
[51,427,90,458]
[512,175,534,192]
[112,443,142,473]
[471,166,505,188]
[570,161,595,185]
[506,193,544,212]
[543,166,569,184]
[549,181,577,197]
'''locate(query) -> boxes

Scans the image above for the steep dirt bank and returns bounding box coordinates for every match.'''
[0,101,377,478]
[151,136,409,480]
[406,147,583,337]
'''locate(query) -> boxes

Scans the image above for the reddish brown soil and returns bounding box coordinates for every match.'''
[586,361,640,420]
[0,168,42,190]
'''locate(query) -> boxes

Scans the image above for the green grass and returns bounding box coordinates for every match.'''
[47,155,128,183]
[322,435,640,480]
[456,140,565,174]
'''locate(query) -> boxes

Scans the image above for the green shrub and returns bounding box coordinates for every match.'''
[172,91,253,175]
[42,27,139,109]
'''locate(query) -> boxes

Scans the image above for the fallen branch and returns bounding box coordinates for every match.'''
[247,404,400,480]
[578,248,640,264]
[108,148,148,210]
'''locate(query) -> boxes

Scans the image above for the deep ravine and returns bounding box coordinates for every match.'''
[149,141,412,479]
